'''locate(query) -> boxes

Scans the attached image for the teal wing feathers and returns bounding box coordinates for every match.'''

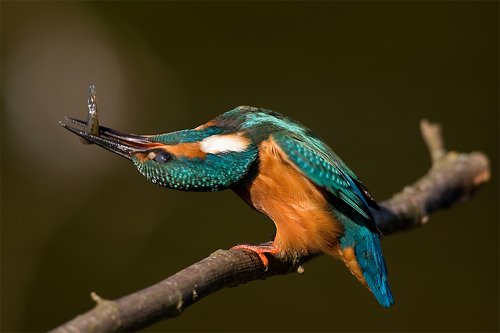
[272,132,380,233]
[272,131,393,307]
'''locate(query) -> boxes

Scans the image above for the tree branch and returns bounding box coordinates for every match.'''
[50,120,490,333]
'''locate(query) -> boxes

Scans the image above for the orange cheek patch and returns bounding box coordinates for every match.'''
[165,142,207,159]
[133,142,206,162]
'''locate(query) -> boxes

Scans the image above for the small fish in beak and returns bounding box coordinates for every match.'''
[60,84,154,160]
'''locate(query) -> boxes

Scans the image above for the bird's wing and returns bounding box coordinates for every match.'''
[272,132,380,233]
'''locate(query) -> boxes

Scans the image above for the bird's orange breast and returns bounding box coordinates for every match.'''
[234,137,343,258]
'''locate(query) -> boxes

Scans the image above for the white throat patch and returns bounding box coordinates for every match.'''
[200,133,249,154]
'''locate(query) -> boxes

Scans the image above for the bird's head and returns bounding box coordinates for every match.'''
[60,107,264,191]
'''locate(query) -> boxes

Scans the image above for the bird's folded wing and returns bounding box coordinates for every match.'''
[272,132,379,232]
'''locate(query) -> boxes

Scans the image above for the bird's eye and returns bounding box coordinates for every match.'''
[154,151,172,163]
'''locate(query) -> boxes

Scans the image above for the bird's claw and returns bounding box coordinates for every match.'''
[230,243,279,271]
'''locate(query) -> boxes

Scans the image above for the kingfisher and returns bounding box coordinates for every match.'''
[61,106,394,307]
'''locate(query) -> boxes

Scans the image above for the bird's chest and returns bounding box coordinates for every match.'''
[233,138,342,255]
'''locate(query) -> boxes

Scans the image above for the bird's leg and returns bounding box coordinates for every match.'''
[231,241,279,270]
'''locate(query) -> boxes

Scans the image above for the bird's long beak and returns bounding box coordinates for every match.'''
[59,117,155,160]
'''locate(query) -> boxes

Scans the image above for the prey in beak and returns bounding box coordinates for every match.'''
[59,117,154,160]
[59,84,158,160]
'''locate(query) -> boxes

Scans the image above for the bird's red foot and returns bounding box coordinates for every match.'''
[231,242,280,270]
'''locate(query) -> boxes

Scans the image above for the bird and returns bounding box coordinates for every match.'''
[61,105,394,307]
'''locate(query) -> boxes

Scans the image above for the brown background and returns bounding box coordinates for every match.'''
[1,1,498,332]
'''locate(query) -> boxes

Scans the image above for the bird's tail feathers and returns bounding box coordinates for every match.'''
[333,214,394,308]
[352,231,394,308]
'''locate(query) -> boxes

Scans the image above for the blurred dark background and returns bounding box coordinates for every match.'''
[1,1,498,332]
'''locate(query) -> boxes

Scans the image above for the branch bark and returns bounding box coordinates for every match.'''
[50,120,490,333]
